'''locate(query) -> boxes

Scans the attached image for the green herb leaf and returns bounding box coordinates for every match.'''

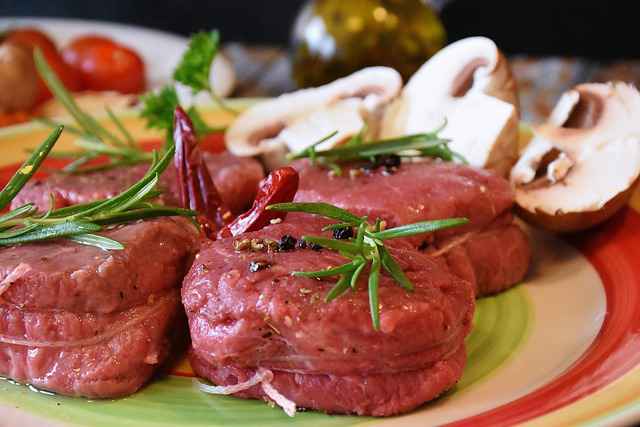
[267,202,363,225]
[373,218,469,240]
[0,221,100,246]
[105,106,135,147]
[287,124,469,167]
[321,222,354,232]
[325,274,352,302]
[35,117,85,138]
[368,249,381,330]
[91,206,195,225]
[379,246,413,291]
[289,133,445,161]
[174,30,219,93]
[0,224,39,239]
[62,154,96,173]
[293,261,357,278]
[46,199,105,219]
[68,234,125,250]
[0,126,63,211]
[350,260,366,290]
[140,85,180,131]
[0,204,35,224]
[109,174,159,213]
[300,236,361,256]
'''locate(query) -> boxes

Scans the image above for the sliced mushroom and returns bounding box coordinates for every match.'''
[225,67,402,167]
[380,37,519,177]
[511,82,640,232]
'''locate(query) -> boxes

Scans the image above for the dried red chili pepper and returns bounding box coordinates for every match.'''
[173,106,231,237]
[219,166,299,238]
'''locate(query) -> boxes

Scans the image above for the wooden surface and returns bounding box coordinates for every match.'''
[226,43,640,124]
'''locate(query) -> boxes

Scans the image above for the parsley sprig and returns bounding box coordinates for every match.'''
[267,202,468,329]
[34,49,153,174]
[0,126,194,250]
[140,86,221,141]
[140,30,231,144]
[173,30,237,116]
[287,123,467,175]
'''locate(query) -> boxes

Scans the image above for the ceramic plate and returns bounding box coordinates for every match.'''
[0,105,639,426]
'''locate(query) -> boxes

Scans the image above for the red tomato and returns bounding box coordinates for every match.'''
[5,27,83,103]
[62,36,146,94]
[199,132,226,153]
[5,28,57,56]
[60,35,114,65]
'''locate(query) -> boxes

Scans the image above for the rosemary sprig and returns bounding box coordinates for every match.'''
[34,49,153,173]
[287,122,467,174]
[267,202,468,329]
[0,127,195,251]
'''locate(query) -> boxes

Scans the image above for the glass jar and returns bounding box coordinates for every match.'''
[292,0,446,88]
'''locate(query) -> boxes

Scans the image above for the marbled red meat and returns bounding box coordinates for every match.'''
[294,160,530,295]
[294,160,514,235]
[0,218,199,398]
[12,152,264,214]
[182,214,475,415]
[432,213,532,295]
[190,346,466,417]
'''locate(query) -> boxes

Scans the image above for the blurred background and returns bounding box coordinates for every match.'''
[2,0,640,122]
[2,0,637,57]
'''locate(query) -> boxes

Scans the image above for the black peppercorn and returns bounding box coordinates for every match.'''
[249,261,271,272]
[379,154,401,169]
[332,226,354,240]
[296,239,307,249]
[278,234,297,251]
[362,154,402,173]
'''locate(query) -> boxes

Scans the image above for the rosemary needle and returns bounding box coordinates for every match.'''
[287,121,467,174]
[0,127,195,251]
[0,125,63,211]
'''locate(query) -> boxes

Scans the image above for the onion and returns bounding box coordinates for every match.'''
[0,292,175,348]
[197,367,297,417]
[196,369,271,395]
[261,377,297,417]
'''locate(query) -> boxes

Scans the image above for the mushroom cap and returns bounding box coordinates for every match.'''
[511,82,640,232]
[225,67,402,158]
[0,43,39,114]
[381,37,519,177]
